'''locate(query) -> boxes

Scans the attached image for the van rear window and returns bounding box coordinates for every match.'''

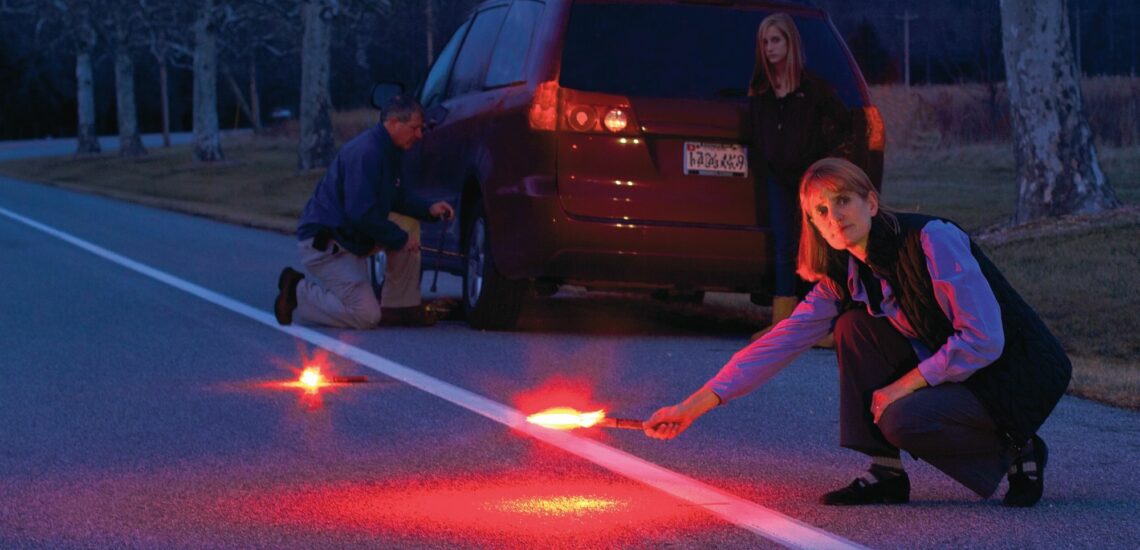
[559,3,863,106]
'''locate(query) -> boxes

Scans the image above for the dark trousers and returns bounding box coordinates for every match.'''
[766,176,800,297]
[834,309,1010,497]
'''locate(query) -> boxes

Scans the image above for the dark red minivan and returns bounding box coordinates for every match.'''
[403,0,884,329]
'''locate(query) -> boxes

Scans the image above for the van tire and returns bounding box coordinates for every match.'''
[463,201,525,329]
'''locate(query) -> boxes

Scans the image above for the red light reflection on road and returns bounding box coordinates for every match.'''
[218,473,715,546]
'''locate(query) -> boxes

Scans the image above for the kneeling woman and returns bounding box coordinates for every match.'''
[644,158,1070,507]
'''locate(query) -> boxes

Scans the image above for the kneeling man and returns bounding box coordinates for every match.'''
[274,95,453,328]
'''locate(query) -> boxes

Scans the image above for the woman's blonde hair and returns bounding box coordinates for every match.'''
[748,13,804,96]
[795,158,896,282]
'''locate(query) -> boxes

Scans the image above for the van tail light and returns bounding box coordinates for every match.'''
[602,109,628,132]
[528,81,560,131]
[865,106,885,151]
[529,80,640,136]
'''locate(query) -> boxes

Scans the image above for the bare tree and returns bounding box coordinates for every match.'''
[999,0,1120,223]
[192,0,223,161]
[103,2,147,157]
[73,6,102,155]
[138,0,192,148]
[218,2,296,135]
[424,0,433,67]
[15,0,104,154]
[297,0,336,170]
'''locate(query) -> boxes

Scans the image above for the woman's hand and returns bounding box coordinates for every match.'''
[871,368,929,424]
[644,388,721,440]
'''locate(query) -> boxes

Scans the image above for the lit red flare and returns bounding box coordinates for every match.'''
[526,407,644,430]
[284,366,368,393]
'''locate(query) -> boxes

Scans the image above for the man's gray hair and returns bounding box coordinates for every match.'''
[382,95,424,123]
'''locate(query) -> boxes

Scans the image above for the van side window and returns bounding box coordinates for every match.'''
[485,0,544,88]
[420,19,471,109]
[446,6,508,98]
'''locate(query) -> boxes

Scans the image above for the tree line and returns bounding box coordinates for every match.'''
[0,0,478,168]
[0,0,1124,224]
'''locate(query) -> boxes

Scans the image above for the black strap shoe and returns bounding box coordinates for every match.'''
[1003,434,1048,507]
[274,267,304,325]
[820,472,910,505]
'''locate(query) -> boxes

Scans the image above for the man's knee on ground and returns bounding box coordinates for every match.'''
[346,285,383,328]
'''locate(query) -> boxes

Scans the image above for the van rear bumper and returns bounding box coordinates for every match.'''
[488,182,769,292]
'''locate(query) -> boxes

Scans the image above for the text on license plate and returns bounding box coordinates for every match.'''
[683,142,748,177]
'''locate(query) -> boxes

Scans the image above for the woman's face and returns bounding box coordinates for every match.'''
[805,185,878,256]
[761,26,788,66]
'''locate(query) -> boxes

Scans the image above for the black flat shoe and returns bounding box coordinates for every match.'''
[1003,435,1048,507]
[820,473,910,505]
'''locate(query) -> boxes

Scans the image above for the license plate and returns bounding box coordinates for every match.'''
[683,142,747,177]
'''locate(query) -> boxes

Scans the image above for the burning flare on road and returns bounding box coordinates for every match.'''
[293,366,332,393]
[526,407,644,430]
[526,407,606,429]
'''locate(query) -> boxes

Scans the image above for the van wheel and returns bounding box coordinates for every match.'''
[463,202,525,329]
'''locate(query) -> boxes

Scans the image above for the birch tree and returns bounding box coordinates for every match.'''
[105,4,146,157]
[297,0,336,170]
[74,7,101,154]
[18,0,103,154]
[192,0,224,161]
[999,0,1120,223]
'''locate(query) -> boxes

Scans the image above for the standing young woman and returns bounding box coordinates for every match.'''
[749,13,855,340]
[644,158,1071,507]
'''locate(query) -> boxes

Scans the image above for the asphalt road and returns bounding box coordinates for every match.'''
[1,162,1138,548]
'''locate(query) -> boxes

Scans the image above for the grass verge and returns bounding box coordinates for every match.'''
[0,131,1136,410]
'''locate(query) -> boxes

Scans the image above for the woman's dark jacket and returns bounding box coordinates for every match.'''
[750,71,854,188]
[828,213,1072,448]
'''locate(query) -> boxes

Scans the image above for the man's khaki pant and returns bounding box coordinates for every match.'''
[293,213,422,329]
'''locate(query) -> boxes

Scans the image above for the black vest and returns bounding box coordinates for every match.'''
[829,213,1071,448]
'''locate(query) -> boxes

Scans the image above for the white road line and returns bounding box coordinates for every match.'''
[0,204,867,550]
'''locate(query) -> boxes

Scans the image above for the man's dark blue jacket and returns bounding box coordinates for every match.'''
[296,124,432,256]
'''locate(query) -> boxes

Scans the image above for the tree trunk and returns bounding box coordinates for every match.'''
[75,50,101,155]
[249,59,262,134]
[999,0,1120,224]
[425,0,434,67]
[113,46,147,158]
[192,0,223,162]
[159,60,170,147]
[223,65,255,130]
[297,0,335,171]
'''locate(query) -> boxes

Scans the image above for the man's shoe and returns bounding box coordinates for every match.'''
[1003,435,1048,507]
[274,267,304,325]
[820,473,910,505]
[380,305,438,327]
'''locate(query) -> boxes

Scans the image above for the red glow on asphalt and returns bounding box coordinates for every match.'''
[216,473,716,546]
[512,375,611,421]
